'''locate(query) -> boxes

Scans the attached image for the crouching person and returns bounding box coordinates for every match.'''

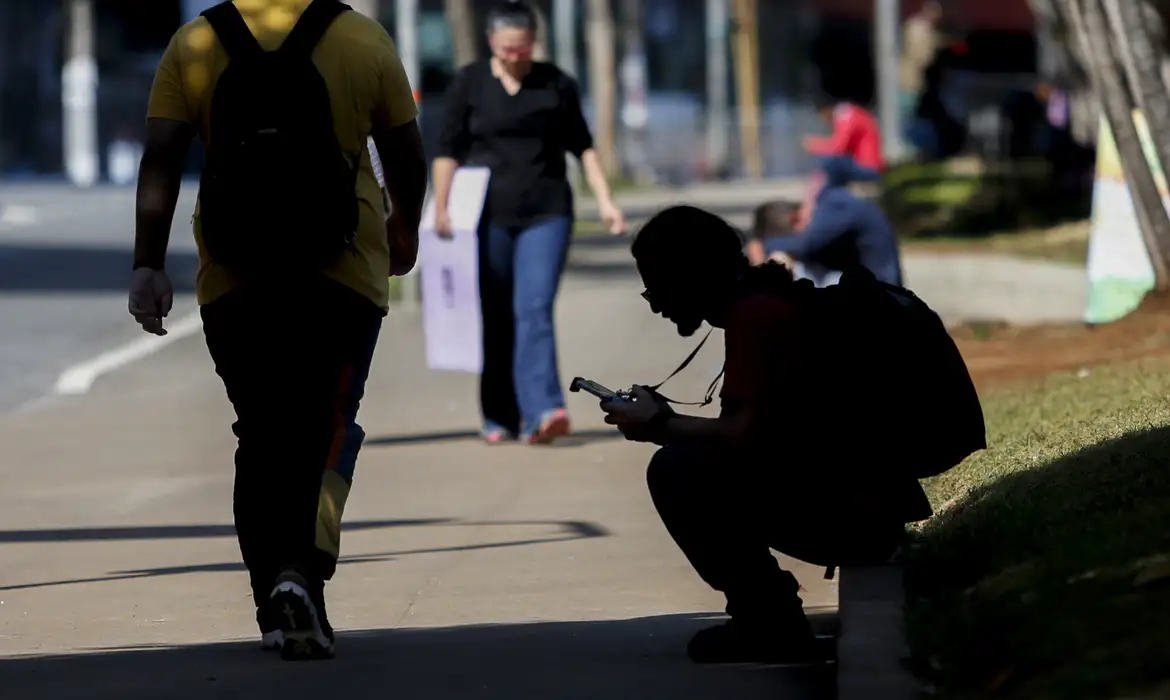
[602,205,984,665]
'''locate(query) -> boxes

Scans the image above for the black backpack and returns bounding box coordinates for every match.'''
[799,269,987,481]
[198,0,359,279]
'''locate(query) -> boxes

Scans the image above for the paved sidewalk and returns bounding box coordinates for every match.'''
[0,266,836,699]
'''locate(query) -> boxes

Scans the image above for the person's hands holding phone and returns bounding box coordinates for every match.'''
[602,385,673,443]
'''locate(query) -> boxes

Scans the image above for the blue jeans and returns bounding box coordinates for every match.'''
[819,154,881,185]
[479,215,573,437]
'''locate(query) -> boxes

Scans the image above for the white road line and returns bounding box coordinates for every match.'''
[54,310,204,395]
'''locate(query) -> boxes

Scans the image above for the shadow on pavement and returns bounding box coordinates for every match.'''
[1,612,837,700]
[0,245,199,293]
[364,427,623,448]
[0,518,453,544]
[1,518,610,592]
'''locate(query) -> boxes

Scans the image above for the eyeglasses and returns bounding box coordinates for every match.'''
[493,44,534,58]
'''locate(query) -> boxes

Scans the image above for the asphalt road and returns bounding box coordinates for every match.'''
[0,179,1089,414]
[0,183,200,413]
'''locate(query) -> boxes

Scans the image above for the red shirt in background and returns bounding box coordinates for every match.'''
[805,103,885,172]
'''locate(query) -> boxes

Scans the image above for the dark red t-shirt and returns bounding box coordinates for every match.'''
[721,294,802,409]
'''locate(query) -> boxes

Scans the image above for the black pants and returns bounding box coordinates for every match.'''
[646,443,904,622]
[201,278,383,604]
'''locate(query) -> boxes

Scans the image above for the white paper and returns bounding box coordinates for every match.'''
[418,167,491,372]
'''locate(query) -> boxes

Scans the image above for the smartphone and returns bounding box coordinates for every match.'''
[569,376,624,402]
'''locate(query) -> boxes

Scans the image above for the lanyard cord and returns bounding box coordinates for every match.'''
[645,328,724,407]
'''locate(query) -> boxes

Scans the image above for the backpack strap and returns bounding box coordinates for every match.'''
[201,2,265,61]
[280,0,351,59]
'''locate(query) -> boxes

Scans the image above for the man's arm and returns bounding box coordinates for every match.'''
[650,403,756,447]
[371,119,427,234]
[763,190,855,259]
[134,119,194,270]
[370,30,427,269]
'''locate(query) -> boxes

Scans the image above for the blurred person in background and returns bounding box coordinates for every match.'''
[746,200,839,287]
[900,0,944,130]
[128,0,426,660]
[798,93,885,228]
[432,0,627,446]
[765,158,903,287]
[907,48,967,160]
[802,94,885,185]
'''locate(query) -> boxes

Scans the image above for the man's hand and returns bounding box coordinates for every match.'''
[769,251,796,270]
[128,267,174,336]
[601,385,672,443]
[388,214,419,277]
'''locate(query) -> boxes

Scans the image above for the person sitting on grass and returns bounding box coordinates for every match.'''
[746,200,841,288]
[765,157,903,287]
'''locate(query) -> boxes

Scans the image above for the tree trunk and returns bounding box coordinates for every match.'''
[730,0,763,178]
[1069,0,1170,285]
[1106,0,1170,194]
[444,0,479,68]
[585,0,618,175]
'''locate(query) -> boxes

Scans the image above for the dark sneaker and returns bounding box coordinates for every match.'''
[686,618,826,665]
[268,569,335,661]
[257,605,283,651]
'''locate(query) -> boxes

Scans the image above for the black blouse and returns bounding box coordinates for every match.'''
[436,60,594,228]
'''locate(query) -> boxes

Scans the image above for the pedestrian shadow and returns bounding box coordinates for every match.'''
[0,244,200,293]
[0,611,838,700]
[0,518,610,592]
[364,427,623,448]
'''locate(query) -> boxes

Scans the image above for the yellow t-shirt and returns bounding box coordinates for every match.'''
[146,0,418,311]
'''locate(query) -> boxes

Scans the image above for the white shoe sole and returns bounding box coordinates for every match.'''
[269,580,334,660]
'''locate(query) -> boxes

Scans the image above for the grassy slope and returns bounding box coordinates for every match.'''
[904,357,1170,699]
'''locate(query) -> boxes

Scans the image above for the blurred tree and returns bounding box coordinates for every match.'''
[731,0,762,178]
[1059,0,1170,284]
[586,0,618,174]
[445,0,478,68]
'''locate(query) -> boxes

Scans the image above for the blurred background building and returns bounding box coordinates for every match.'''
[0,0,1041,186]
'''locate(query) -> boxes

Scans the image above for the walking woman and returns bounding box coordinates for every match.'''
[432,0,626,444]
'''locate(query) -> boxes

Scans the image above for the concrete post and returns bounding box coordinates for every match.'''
[874,0,905,162]
[63,0,99,188]
[705,0,730,178]
[553,0,578,77]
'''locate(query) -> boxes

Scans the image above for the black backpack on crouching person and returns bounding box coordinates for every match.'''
[198,0,360,279]
[798,268,987,481]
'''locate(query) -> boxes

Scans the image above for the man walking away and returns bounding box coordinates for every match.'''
[128,0,427,661]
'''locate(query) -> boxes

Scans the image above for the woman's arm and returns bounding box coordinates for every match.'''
[578,149,614,204]
[558,72,625,232]
[433,66,475,222]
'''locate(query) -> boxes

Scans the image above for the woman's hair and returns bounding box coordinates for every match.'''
[486,0,538,35]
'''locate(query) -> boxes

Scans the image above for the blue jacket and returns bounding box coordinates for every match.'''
[765,162,903,286]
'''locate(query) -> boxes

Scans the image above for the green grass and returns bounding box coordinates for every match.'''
[904,219,1091,266]
[904,357,1170,699]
